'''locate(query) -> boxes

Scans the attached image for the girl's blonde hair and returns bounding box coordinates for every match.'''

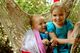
[29,14,44,27]
[50,3,66,14]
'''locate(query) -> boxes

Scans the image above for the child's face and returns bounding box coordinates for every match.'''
[51,7,65,25]
[39,19,46,32]
[32,16,46,32]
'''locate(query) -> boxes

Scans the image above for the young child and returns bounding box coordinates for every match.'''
[39,19,53,53]
[21,15,47,53]
[39,19,50,46]
[46,4,74,53]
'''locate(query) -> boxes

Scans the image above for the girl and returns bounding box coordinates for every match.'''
[46,4,74,53]
[39,19,53,53]
[21,15,47,53]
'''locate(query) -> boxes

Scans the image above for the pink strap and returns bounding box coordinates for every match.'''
[33,29,46,53]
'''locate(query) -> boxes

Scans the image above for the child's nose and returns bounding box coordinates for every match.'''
[56,16,60,20]
[42,24,46,27]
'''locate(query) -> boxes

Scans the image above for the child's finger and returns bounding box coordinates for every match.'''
[51,43,54,46]
[50,39,54,43]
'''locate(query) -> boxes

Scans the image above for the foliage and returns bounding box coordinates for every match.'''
[69,0,80,24]
[15,0,50,14]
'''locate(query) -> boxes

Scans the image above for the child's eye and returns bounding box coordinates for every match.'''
[59,14,63,16]
[44,22,46,24]
[40,23,42,25]
[53,14,57,17]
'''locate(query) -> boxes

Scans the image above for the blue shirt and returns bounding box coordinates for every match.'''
[40,32,50,40]
[46,19,74,53]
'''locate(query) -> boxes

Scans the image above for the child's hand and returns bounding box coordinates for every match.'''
[50,38,58,47]
[68,38,75,44]
[42,39,49,45]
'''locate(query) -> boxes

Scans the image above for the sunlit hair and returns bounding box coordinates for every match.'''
[29,14,44,27]
[50,3,66,14]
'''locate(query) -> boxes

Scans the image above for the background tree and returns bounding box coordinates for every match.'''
[15,0,50,14]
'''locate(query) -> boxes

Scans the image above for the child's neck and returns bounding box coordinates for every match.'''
[53,21,64,28]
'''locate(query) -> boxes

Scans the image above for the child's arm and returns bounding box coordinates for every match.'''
[50,31,74,45]
[49,32,69,45]
[52,20,75,44]
[67,22,80,44]
[49,32,69,44]
[49,32,57,39]
[67,30,75,44]
[55,30,75,44]
[49,32,58,46]
[56,38,74,44]
[68,30,73,38]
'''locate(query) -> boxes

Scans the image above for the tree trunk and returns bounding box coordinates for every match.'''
[0,0,30,53]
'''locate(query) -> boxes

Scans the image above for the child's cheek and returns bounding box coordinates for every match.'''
[33,24,40,30]
[37,25,41,31]
[42,28,46,32]
[52,17,56,22]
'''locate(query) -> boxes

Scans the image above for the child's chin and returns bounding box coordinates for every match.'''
[42,29,46,32]
[57,22,64,24]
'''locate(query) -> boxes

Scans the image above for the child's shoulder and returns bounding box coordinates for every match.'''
[46,21,56,30]
[65,19,72,23]
[46,21,53,25]
[24,29,33,35]
[65,19,74,30]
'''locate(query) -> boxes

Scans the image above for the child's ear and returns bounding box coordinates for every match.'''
[63,12,66,18]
